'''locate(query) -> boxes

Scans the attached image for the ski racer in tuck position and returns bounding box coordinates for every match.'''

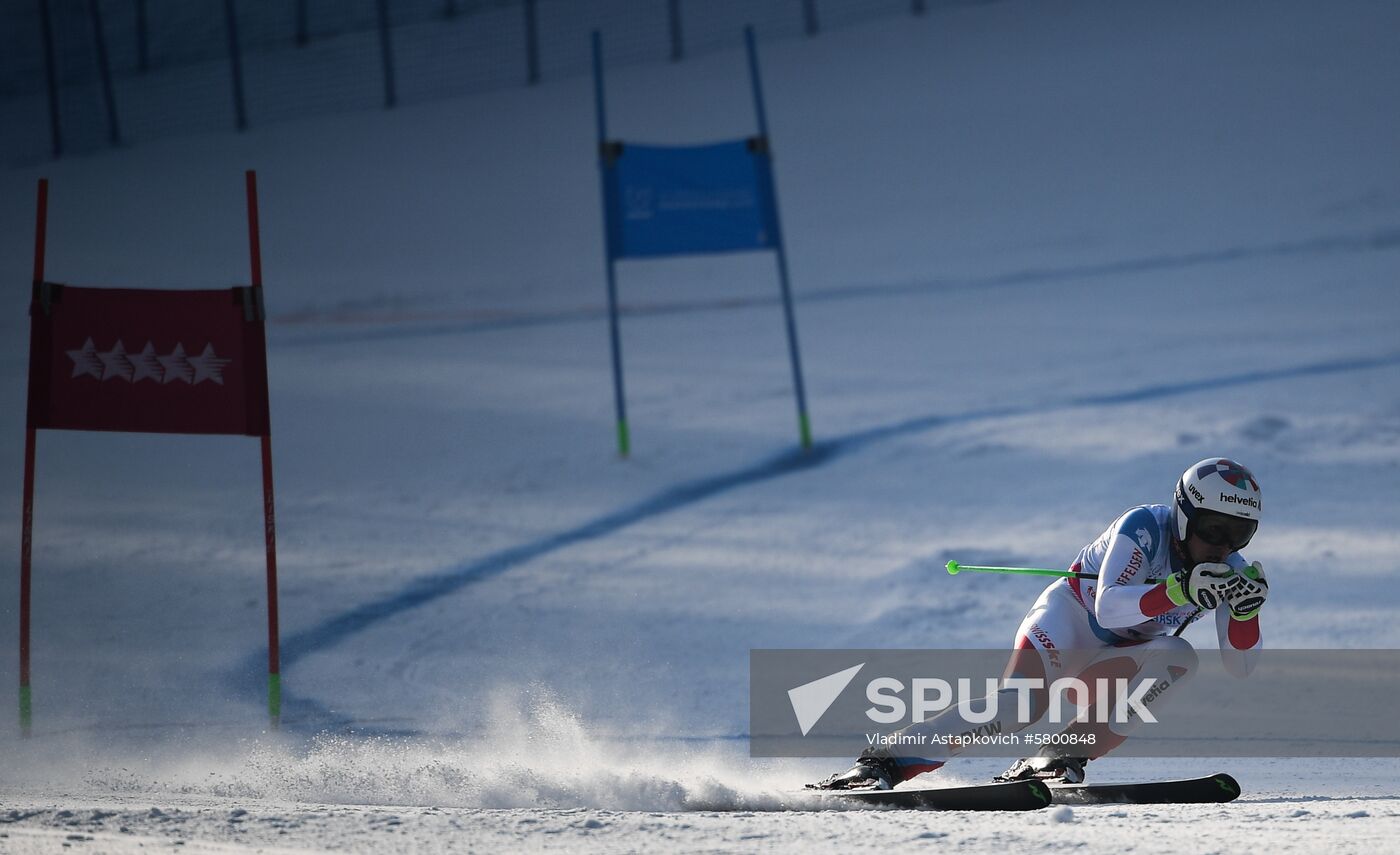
[810,457,1270,790]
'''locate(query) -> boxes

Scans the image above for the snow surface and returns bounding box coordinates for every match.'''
[2,0,1400,851]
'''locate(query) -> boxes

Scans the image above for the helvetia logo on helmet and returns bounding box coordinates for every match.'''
[1219,492,1260,510]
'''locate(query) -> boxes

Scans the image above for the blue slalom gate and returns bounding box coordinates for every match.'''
[592,27,812,457]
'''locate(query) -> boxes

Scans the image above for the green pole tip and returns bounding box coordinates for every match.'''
[19,685,33,737]
[616,420,630,458]
[268,672,282,723]
[946,560,960,575]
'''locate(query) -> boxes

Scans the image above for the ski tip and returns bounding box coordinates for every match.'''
[1211,773,1242,802]
[1026,780,1052,807]
[1049,772,1243,805]
[946,560,960,575]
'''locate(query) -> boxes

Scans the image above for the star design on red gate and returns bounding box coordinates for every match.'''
[66,338,103,379]
[67,339,233,386]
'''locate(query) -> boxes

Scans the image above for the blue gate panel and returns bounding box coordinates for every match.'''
[602,139,778,259]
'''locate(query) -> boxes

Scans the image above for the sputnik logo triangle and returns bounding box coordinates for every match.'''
[788,663,864,736]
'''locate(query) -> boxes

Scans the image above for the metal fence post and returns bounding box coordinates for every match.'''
[88,0,122,146]
[802,0,819,36]
[376,0,397,108]
[224,0,248,130]
[295,0,308,46]
[524,0,540,85]
[135,0,149,71]
[37,0,63,157]
[668,0,684,62]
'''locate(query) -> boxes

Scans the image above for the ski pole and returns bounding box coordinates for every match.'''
[945,560,1093,580]
[946,560,1196,633]
[946,560,1166,585]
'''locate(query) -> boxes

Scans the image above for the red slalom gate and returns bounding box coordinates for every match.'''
[18,172,282,735]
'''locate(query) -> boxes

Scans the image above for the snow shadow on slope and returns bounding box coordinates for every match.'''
[249,349,1400,729]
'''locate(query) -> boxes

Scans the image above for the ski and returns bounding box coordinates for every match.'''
[1050,772,1240,805]
[814,779,1053,811]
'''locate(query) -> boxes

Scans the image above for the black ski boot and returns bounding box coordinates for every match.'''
[994,756,1089,784]
[806,751,902,791]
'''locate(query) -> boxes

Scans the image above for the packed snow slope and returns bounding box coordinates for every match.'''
[2,0,1399,851]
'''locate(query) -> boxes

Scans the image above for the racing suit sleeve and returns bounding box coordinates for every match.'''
[1217,597,1262,677]
[1093,524,1176,629]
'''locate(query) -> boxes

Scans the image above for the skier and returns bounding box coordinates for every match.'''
[809,457,1269,790]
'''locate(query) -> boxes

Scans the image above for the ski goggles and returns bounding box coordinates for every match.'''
[1191,510,1257,550]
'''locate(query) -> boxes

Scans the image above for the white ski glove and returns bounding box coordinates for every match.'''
[1225,561,1268,620]
[1165,562,1240,610]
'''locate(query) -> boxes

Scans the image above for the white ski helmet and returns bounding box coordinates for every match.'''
[1173,458,1261,548]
